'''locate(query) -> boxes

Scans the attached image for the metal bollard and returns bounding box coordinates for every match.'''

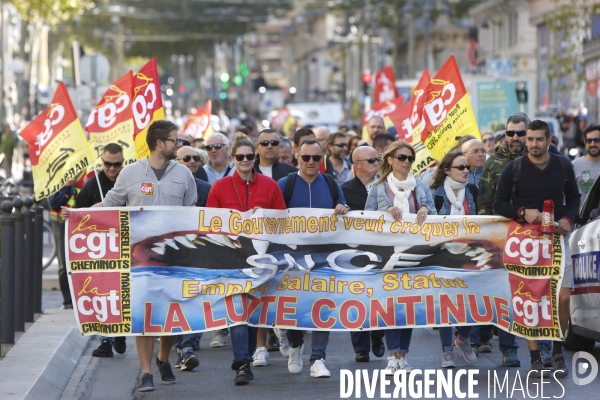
[33,205,44,314]
[13,197,25,332]
[23,197,35,322]
[0,200,16,344]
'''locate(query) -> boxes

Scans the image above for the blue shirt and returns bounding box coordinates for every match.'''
[204,161,234,183]
[278,173,346,209]
[468,167,483,187]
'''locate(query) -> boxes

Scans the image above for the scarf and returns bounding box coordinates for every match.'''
[386,173,417,214]
[443,177,467,215]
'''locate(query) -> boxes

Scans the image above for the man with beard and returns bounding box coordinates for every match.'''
[325,131,353,183]
[253,128,297,181]
[572,124,600,206]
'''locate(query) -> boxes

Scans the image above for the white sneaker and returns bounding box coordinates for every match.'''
[383,357,400,374]
[310,359,331,378]
[442,351,455,368]
[210,330,227,348]
[398,357,413,372]
[278,331,291,357]
[288,345,304,374]
[252,347,269,367]
[454,338,477,364]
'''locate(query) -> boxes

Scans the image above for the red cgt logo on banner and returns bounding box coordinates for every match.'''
[72,272,123,324]
[68,211,121,261]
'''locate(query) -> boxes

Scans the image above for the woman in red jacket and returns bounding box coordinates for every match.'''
[206,133,286,385]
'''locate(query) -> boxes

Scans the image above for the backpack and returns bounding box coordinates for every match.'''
[283,172,339,207]
[511,154,571,204]
[434,184,478,213]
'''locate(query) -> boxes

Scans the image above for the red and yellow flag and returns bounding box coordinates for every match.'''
[373,66,399,104]
[86,71,136,170]
[184,100,213,139]
[420,56,480,161]
[132,58,165,159]
[361,97,404,142]
[271,106,291,131]
[19,82,92,200]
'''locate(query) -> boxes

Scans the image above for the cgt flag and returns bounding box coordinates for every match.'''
[19,82,92,200]
[86,71,136,170]
[184,100,213,139]
[373,66,399,104]
[420,56,481,161]
[132,58,165,159]
[361,97,404,142]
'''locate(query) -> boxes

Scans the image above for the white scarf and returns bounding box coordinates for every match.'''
[443,177,467,215]
[386,173,417,214]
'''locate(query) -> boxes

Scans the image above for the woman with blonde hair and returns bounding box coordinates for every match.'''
[364,140,436,372]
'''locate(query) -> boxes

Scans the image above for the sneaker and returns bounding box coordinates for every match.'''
[138,373,154,392]
[92,339,113,358]
[155,357,176,384]
[398,357,413,372]
[278,331,291,357]
[288,345,304,374]
[529,359,551,378]
[267,331,280,351]
[252,347,269,367]
[210,330,228,348]
[234,363,252,385]
[471,344,479,357]
[550,354,568,378]
[174,348,183,368]
[371,335,385,358]
[310,359,331,378]
[180,347,199,371]
[454,337,477,364]
[540,344,552,367]
[355,350,370,362]
[113,337,126,354]
[383,357,400,374]
[501,350,521,367]
[478,340,492,353]
[442,351,455,368]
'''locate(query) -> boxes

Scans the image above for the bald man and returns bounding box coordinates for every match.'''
[315,126,331,154]
[366,116,385,145]
[461,139,486,187]
[341,146,385,362]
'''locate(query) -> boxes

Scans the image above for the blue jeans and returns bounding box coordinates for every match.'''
[439,326,472,352]
[385,329,412,354]
[174,333,203,350]
[230,325,257,369]
[469,325,494,346]
[287,330,329,363]
[350,331,384,352]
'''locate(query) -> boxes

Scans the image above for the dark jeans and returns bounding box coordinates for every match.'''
[230,325,257,369]
[385,329,412,354]
[51,219,71,306]
[174,333,203,350]
[350,330,384,352]
[287,330,330,363]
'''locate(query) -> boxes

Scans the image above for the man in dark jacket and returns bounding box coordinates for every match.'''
[177,146,211,207]
[254,128,297,181]
[340,145,385,362]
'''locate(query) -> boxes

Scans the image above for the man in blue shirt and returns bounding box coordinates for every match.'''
[277,139,349,378]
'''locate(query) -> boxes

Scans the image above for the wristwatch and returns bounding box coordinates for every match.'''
[518,208,526,221]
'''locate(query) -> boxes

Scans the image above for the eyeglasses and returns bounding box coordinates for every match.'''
[482,137,495,143]
[393,154,415,163]
[205,143,225,151]
[505,130,526,137]
[451,164,471,171]
[586,138,600,144]
[178,155,200,163]
[162,138,183,145]
[102,160,123,169]
[259,140,280,147]
[467,149,487,155]
[234,153,256,161]
[357,158,380,164]
[299,154,323,162]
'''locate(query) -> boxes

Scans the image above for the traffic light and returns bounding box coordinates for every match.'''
[220,73,230,83]
[233,75,243,86]
[516,81,528,104]
[362,70,372,95]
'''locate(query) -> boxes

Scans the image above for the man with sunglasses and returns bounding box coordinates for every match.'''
[572,124,600,206]
[253,128,297,181]
[177,146,211,207]
[326,131,353,183]
[204,132,234,183]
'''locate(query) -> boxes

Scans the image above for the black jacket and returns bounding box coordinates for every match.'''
[341,176,369,211]
[195,178,211,207]
[75,170,115,208]
[195,166,209,182]
[254,157,298,183]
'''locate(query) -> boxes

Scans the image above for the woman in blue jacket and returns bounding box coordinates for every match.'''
[365,140,436,373]
[429,150,478,368]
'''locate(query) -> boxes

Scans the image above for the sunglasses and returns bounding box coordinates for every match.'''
[162,138,183,145]
[393,154,415,163]
[332,143,348,148]
[206,143,224,151]
[451,164,471,171]
[358,158,380,164]
[102,160,123,169]
[586,138,600,144]
[178,155,200,163]
[299,154,323,162]
[259,140,280,147]
[234,153,256,161]
[482,137,495,143]
[505,130,526,137]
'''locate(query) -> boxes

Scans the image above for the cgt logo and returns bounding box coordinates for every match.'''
[68,212,121,260]
[36,103,65,156]
[140,182,154,196]
[72,273,121,323]
[509,275,554,328]
[504,223,553,266]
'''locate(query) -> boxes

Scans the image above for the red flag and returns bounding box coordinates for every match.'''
[388,70,431,142]
[362,97,405,129]
[373,66,399,104]
[132,58,165,159]
[184,100,213,139]
[271,106,291,130]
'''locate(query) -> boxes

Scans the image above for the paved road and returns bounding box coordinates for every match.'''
[58,325,600,400]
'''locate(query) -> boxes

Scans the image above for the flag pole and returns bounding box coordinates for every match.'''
[92,158,104,202]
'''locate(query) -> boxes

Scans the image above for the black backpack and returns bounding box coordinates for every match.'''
[283,172,339,207]
[511,154,571,204]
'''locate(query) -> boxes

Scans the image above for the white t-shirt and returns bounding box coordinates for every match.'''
[259,165,273,179]
[572,156,600,206]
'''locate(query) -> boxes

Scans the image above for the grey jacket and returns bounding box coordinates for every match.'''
[365,177,437,215]
[102,158,197,207]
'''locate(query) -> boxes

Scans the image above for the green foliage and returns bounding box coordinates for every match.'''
[11,0,103,26]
